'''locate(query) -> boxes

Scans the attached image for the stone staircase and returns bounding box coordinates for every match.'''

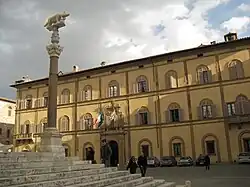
[0,152,190,187]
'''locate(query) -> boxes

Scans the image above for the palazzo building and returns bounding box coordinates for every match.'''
[11,32,250,163]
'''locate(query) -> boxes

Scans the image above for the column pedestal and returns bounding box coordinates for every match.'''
[39,127,65,157]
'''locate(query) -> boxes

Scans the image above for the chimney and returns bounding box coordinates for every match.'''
[73,65,79,72]
[224,32,238,42]
[210,41,216,45]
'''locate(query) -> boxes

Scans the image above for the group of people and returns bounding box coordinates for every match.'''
[127,153,148,177]
[99,139,211,178]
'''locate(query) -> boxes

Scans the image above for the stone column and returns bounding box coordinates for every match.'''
[118,135,126,170]
[39,15,69,156]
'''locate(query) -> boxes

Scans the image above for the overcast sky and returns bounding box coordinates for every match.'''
[0,0,250,99]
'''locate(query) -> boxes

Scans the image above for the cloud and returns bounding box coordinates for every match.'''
[0,0,249,99]
[221,17,250,33]
[237,3,250,12]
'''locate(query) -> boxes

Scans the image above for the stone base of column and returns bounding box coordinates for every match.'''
[39,127,65,157]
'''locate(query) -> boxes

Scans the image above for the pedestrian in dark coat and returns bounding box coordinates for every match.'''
[101,139,112,167]
[204,154,210,170]
[137,153,148,177]
[127,156,138,174]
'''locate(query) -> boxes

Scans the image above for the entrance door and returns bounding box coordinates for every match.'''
[109,140,119,167]
[243,138,250,152]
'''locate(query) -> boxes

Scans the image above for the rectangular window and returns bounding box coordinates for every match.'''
[202,105,212,118]
[206,140,215,155]
[139,113,148,125]
[243,139,250,152]
[173,143,182,157]
[141,145,149,157]
[8,109,11,116]
[138,81,147,92]
[44,97,48,107]
[202,71,209,83]
[170,109,180,122]
[227,103,235,116]
[109,86,118,97]
[26,99,32,109]
[7,129,10,138]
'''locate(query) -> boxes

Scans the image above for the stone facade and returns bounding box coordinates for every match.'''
[11,32,250,164]
[0,97,15,145]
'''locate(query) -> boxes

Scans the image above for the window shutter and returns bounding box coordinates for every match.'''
[146,82,150,92]
[242,101,250,115]
[135,113,139,125]
[165,110,170,123]
[235,102,241,115]
[223,103,229,117]
[198,72,203,84]
[211,104,217,118]
[147,111,151,125]
[208,70,212,83]
[236,63,244,79]
[178,109,184,121]
[197,106,202,120]
[165,76,170,89]
[33,99,37,108]
[70,94,73,103]
[132,83,137,94]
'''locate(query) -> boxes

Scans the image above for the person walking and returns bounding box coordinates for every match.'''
[204,154,210,170]
[126,156,138,174]
[138,153,148,177]
[101,139,112,167]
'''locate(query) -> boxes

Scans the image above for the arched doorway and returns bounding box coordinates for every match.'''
[109,140,119,167]
[63,144,70,157]
[85,147,95,161]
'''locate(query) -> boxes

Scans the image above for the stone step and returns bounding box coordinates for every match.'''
[0,167,117,186]
[0,163,105,178]
[108,176,154,187]
[157,182,176,187]
[0,153,80,163]
[135,179,166,187]
[0,160,95,169]
[70,173,141,187]
[11,171,130,187]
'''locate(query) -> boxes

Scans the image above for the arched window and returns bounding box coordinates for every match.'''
[61,89,70,104]
[81,85,92,101]
[165,70,178,89]
[8,106,12,116]
[79,113,93,130]
[25,95,32,109]
[38,117,47,133]
[43,92,48,107]
[136,107,149,125]
[166,103,182,122]
[228,60,244,80]
[196,65,212,84]
[108,80,119,97]
[136,75,149,93]
[198,99,216,119]
[22,120,30,134]
[59,115,70,131]
[84,113,93,130]
[235,95,250,115]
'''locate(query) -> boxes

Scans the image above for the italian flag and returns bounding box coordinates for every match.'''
[95,112,104,128]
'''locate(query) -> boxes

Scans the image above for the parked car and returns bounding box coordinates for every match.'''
[147,156,161,167]
[238,152,250,164]
[160,156,177,167]
[178,156,193,166]
[195,155,206,166]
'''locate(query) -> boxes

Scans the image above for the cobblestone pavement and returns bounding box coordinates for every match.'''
[146,164,250,187]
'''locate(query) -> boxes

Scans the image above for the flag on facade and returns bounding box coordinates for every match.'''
[96,112,104,128]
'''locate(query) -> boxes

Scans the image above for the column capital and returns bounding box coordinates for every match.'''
[46,43,63,58]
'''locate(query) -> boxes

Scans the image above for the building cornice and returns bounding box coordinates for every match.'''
[10,37,250,89]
